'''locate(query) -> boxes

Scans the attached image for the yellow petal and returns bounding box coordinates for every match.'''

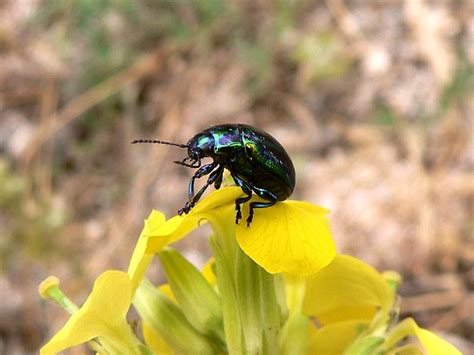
[303,255,393,324]
[416,327,461,355]
[145,187,243,253]
[128,210,166,292]
[385,318,461,355]
[308,320,369,355]
[236,201,336,275]
[128,188,241,292]
[41,271,137,355]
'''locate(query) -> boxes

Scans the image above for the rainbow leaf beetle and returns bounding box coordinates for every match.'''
[132,123,296,226]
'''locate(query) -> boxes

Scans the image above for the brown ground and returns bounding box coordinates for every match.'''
[0,0,472,353]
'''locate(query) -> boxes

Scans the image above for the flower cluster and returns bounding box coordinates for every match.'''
[39,187,460,354]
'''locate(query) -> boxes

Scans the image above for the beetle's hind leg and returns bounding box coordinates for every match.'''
[246,187,278,227]
[231,174,252,224]
[247,200,276,227]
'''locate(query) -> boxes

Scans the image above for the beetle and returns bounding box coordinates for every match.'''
[132,123,295,226]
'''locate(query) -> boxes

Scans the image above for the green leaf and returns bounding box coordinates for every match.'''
[158,248,225,346]
[133,279,217,354]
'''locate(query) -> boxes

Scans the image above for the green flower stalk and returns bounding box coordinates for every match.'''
[39,187,461,355]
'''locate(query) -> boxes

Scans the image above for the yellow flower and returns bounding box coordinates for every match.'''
[303,255,461,355]
[40,185,461,355]
[303,254,394,325]
[126,186,334,354]
[40,271,144,355]
[128,186,336,281]
[77,187,334,354]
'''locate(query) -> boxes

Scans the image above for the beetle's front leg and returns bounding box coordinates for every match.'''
[174,157,201,168]
[178,165,223,215]
[178,201,194,215]
[187,163,217,199]
[213,169,224,190]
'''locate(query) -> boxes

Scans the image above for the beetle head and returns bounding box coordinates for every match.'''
[187,133,214,159]
[188,147,202,161]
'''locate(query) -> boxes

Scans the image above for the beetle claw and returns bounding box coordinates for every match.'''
[246,206,255,227]
[235,205,243,224]
[178,201,194,215]
[246,215,253,227]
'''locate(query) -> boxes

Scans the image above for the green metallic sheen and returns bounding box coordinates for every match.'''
[177,124,296,225]
[188,124,295,199]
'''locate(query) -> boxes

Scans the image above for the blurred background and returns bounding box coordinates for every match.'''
[0,0,472,353]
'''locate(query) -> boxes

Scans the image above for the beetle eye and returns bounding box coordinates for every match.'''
[190,148,202,160]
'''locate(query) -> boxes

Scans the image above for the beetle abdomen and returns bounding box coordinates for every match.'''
[239,125,295,194]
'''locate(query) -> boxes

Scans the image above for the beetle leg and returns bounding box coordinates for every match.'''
[247,200,276,227]
[213,170,224,190]
[231,174,252,224]
[174,158,201,168]
[174,157,190,167]
[187,163,217,199]
[178,165,223,215]
[246,187,278,227]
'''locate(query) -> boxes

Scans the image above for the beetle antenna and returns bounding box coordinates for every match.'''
[131,139,188,148]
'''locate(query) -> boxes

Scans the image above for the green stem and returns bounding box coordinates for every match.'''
[210,216,281,355]
[280,277,308,355]
[210,236,244,355]
[259,267,281,355]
